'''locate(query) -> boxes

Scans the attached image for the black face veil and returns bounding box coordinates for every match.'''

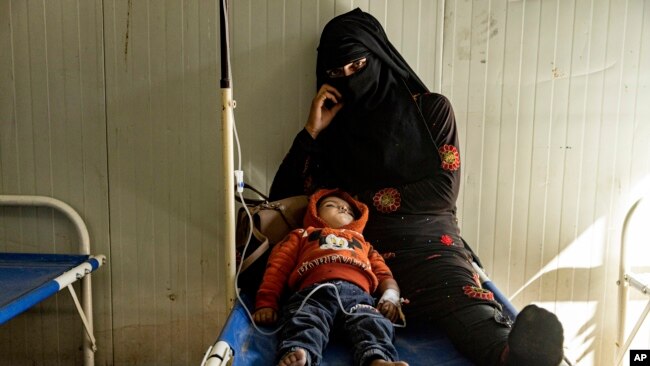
[315,8,437,193]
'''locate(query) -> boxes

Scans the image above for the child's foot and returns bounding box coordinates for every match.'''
[278,348,308,366]
[506,304,564,366]
[368,359,409,366]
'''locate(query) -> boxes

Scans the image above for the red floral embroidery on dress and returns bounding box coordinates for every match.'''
[439,144,460,171]
[440,234,454,246]
[463,285,494,301]
[372,188,401,213]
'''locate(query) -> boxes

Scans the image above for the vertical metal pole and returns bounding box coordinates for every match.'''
[220,0,236,310]
[616,198,642,363]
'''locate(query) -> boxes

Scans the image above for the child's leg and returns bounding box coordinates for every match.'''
[337,282,405,366]
[276,284,340,366]
[343,305,406,366]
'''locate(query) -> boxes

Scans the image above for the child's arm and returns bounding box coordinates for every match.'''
[253,230,302,325]
[367,245,403,322]
[376,278,401,323]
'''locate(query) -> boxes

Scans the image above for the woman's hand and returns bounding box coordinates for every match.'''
[253,307,278,326]
[305,84,344,139]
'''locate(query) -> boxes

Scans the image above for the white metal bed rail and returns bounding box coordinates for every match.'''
[0,194,98,366]
[616,196,650,366]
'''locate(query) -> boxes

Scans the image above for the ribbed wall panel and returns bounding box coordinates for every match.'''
[442,1,650,364]
[0,1,111,365]
[1,0,649,365]
[102,0,221,364]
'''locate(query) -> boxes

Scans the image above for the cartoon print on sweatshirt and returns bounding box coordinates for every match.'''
[307,229,364,251]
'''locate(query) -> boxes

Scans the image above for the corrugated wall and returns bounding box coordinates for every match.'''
[1,0,224,365]
[102,0,223,364]
[441,1,650,364]
[1,0,649,365]
[0,0,112,365]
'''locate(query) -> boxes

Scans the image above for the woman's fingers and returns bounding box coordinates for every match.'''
[319,84,342,99]
[306,84,343,138]
[316,89,339,106]
[316,84,342,106]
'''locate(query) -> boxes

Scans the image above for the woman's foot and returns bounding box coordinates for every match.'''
[506,304,564,366]
[278,348,308,366]
[369,359,409,366]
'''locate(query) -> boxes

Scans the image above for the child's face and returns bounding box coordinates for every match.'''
[318,196,355,229]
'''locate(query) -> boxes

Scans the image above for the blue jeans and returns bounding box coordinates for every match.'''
[278,280,398,366]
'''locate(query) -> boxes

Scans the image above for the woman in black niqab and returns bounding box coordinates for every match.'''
[314,8,437,193]
[269,8,565,366]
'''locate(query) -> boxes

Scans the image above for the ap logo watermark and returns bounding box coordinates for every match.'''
[631,350,650,365]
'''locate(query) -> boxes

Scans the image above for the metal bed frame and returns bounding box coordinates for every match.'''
[0,195,105,366]
[616,196,650,365]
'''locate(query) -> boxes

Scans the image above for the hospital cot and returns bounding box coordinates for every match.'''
[201,262,573,366]
[0,195,105,366]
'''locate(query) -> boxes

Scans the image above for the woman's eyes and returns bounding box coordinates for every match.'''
[326,69,344,78]
[352,59,366,69]
[325,58,367,78]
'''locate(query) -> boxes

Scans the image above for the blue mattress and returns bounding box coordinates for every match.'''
[0,253,101,325]
[212,265,521,366]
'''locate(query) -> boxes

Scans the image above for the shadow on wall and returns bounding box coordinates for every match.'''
[512,266,604,363]
[508,185,650,364]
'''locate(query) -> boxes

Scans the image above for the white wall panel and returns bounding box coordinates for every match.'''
[102,0,222,364]
[0,0,111,365]
[442,1,650,364]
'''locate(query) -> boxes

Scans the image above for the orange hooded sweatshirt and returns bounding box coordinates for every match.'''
[255,188,394,311]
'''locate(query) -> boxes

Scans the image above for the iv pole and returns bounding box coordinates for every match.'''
[200,2,236,364]
[219,0,236,311]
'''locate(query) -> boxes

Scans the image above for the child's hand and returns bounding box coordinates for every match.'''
[253,307,277,325]
[378,301,400,323]
[377,288,401,323]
